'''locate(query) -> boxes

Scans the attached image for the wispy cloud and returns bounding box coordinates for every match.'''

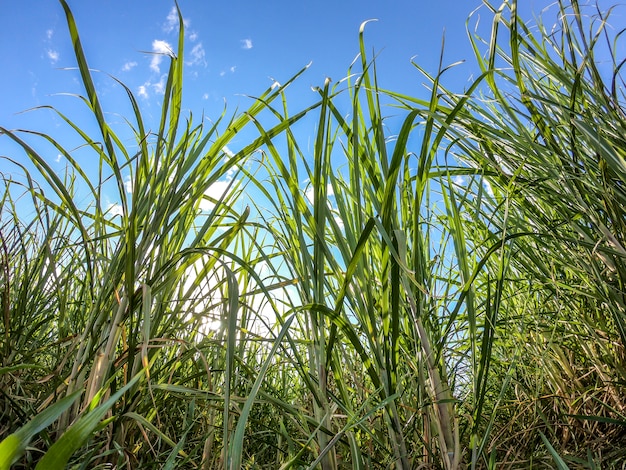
[122,61,137,72]
[137,74,167,99]
[240,39,253,50]
[152,75,167,94]
[200,180,235,211]
[107,203,124,217]
[305,182,334,205]
[189,32,198,42]
[200,162,238,211]
[331,210,345,231]
[189,43,206,67]
[453,175,465,187]
[163,6,190,33]
[46,49,59,64]
[220,66,236,77]
[124,176,133,194]
[164,6,178,32]
[138,84,149,99]
[483,179,495,197]
[150,39,173,73]
[222,146,235,157]
[44,27,58,64]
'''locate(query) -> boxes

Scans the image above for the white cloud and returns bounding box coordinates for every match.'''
[200,180,236,211]
[189,43,206,66]
[164,6,178,32]
[150,39,173,73]
[47,49,59,63]
[124,176,133,194]
[305,182,334,205]
[150,57,161,73]
[483,179,494,197]
[152,75,167,94]
[222,146,235,157]
[46,29,54,40]
[304,182,344,231]
[221,66,236,77]
[122,61,137,72]
[163,6,190,33]
[138,85,149,99]
[241,39,253,50]
[332,212,345,231]
[153,41,173,54]
[189,32,198,42]
[453,175,465,187]
[107,203,124,217]
[138,76,167,98]
[202,92,209,100]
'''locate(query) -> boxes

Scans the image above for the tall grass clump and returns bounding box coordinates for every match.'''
[2,0,626,468]
[246,20,480,470]
[390,0,626,466]
[250,0,626,467]
[0,1,314,468]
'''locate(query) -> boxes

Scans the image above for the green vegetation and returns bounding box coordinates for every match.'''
[1,0,625,468]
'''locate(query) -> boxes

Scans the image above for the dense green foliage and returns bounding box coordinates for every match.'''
[1,0,625,468]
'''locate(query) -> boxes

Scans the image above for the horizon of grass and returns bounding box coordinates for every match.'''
[2,0,626,469]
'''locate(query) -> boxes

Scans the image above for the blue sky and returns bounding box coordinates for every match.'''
[1,1,473,131]
[1,0,586,133]
[1,0,624,207]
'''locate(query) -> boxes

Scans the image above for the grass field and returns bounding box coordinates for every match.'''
[1,0,626,468]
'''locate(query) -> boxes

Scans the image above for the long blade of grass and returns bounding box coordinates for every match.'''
[0,391,82,470]
[35,370,144,470]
